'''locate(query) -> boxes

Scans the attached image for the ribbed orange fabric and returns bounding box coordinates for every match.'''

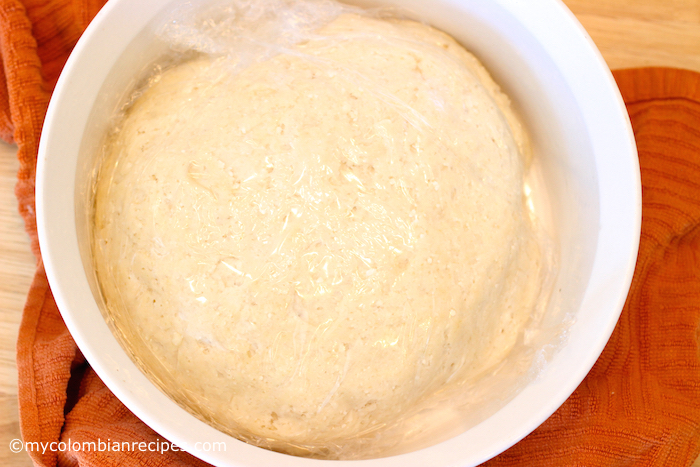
[1,0,105,258]
[4,0,700,465]
[484,67,700,466]
[4,0,208,465]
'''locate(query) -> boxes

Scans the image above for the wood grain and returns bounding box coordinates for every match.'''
[1,1,700,466]
[0,141,34,467]
[565,0,700,73]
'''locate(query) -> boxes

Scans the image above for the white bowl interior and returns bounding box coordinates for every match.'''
[36,0,640,465]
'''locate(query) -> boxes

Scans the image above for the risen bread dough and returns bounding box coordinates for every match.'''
[93,12,542,457]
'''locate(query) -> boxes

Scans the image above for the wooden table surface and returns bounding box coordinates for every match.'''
[2,1,700,466]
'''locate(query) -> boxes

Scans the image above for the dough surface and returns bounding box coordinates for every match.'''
[93,12,542,457]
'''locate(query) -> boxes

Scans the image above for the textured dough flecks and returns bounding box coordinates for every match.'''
[93,12,543,458]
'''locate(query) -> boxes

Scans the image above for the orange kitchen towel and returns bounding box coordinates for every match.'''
[485,68,700,466]
[4,0,700,464]
[0,0,106,259]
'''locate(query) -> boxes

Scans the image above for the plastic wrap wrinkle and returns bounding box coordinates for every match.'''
[90,0,557,460]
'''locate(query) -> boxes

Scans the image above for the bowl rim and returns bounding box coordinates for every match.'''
[36,0,641,465]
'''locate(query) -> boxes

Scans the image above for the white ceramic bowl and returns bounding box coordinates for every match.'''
[36,0,641,465]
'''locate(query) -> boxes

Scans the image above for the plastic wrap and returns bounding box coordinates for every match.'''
[91,0,557,459]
